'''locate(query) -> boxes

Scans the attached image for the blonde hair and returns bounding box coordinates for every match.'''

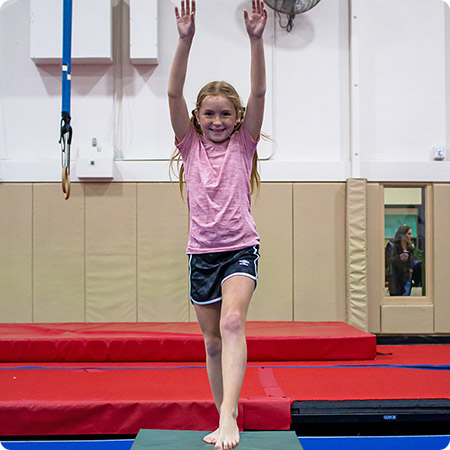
[170,81,260,197]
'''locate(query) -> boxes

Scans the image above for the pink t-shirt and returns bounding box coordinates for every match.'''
[176,124,260,254]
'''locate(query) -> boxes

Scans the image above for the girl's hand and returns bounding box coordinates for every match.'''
[175,0,196,39]
[400,251,409,261]
[244,0,267,40]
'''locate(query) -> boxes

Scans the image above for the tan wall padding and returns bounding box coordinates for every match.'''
[366,183,383,333]
[137,183,189,322]
[250,183,293,321]
[85,183,137,322]
[293,183,346,321]
[7,181,449,332]
[434,184,450,332]
[381,304,434,334]
[0,184,33,323]
[346,179,368,331]
[33,184,85,322]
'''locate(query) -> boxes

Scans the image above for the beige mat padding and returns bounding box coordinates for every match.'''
[293,183,346,321]
[381,304,434,334]
[33,183,85,322]
[0,184,32,322]
[433,184,450,332]
[137,183,189,322]
[346,179,368,331]
[85,183,137,322]
[250,183,293,321]
[366,183,383,333]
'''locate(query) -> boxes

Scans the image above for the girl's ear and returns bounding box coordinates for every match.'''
[193,109,199,121]
[236,107,245,126]
[235,108,242,123]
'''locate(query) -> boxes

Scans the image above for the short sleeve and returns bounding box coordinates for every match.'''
[175,124,199,159]
[235,124,259,155]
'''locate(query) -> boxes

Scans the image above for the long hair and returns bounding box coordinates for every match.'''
[169,81,260,197]
[393,225,413,251]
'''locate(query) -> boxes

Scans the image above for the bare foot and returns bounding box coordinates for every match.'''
[215,415,239,450]
[203,428,219,445]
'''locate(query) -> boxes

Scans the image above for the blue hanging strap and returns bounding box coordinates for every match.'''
[59,0,73,200]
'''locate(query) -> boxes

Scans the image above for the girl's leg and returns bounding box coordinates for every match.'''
[193,301,223,444]
[215,275,255,450]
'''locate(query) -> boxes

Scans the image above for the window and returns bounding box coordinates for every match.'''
[384,187,426,297]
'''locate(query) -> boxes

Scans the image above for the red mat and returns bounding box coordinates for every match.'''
[0,322,376,362]
[0,364,291,436]
[1,345,450,436]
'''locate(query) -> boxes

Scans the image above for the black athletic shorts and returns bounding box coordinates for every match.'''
[188,245,260,305]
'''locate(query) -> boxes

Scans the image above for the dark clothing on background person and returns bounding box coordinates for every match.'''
[385,241,414,296]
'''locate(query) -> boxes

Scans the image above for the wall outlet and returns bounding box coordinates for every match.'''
[432,145,446,161]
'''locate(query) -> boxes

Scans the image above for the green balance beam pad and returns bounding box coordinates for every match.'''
[131,429,303,450]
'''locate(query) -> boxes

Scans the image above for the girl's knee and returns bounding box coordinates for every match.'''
[220,311,245,336]
[204,334,222,358]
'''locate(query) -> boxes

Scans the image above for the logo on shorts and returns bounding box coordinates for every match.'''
[238,260,250,267]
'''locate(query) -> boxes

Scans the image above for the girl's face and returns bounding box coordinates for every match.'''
[403,228,412,244]
[195,95,239,143]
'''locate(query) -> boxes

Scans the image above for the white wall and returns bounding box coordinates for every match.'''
[0,0,449,182]
[358,0,450,181]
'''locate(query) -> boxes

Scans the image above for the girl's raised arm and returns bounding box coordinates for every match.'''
[168,0,196,142]
[243,0,267,141]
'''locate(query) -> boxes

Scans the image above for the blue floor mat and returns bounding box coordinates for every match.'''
[2,435,450,450]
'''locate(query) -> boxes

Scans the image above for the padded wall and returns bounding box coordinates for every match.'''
[293,183,346,321]
[85,184,138,322]
[366,183,382,333]
[434,184,450,332]
[346,179,368,331]
[250,183,293,321]
[0,184,32,322]
[137,183,189,322]
[33,184,85,322]
[11,181,450,331]
[0,182,348,324]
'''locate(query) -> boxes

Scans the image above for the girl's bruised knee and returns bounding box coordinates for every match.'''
[204,334,222,358]
[220,312,245,336]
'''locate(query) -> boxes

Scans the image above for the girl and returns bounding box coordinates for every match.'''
[168,1,267,449]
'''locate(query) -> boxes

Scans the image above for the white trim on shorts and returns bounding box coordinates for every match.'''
[189,254,223,305]
[190,295,223,305]
[220,245,259,288]
[221,272,257,285]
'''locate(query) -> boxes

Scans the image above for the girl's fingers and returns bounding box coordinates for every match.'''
[178,0,195,18]
[175,6,180,19]
[251,0,265,17]
[260,0,266,14]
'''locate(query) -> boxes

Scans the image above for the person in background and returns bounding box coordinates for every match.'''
[385,225,414,296]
